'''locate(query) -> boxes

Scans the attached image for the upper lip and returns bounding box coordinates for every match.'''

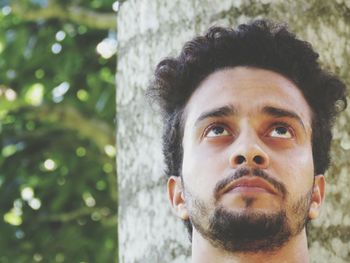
[221,177,278,196]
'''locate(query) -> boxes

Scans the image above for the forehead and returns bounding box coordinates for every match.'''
[184,66,312,127]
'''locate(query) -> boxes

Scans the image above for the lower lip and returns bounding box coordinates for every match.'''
[228,186,272,194]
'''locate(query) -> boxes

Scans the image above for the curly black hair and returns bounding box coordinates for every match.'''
[148,19,347,180]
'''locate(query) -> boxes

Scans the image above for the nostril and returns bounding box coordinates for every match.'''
[235,155,246,164]
[253,155,264,165]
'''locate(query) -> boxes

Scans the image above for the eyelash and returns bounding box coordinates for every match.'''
[203,123,232,138]
[267,122,295,138]
[202,121,295,139]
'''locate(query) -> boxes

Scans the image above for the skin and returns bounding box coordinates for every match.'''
[167,67,325,263]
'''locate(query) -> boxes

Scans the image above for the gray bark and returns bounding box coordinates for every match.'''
[117,0,350,262]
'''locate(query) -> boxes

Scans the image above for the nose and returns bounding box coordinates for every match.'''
[229,132,270,169]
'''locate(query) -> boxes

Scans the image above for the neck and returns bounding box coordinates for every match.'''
[191,228,309,263]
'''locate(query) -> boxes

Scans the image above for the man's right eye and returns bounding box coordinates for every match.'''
[204,124,231,138]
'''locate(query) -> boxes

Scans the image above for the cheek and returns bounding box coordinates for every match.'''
[272,145,314,193]
[295,146,314,183]
[182,141,227,200]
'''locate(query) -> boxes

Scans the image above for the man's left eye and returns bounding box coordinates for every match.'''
[269,126,293,139]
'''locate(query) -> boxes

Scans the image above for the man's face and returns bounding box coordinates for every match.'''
[168,66,325,252]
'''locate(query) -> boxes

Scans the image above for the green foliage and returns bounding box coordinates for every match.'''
[0,0,117,262]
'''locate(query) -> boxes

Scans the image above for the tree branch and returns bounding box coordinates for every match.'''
[38,207,115,223]
[11,0,116,30]
[37,104,115,151]
[12,104,115,153]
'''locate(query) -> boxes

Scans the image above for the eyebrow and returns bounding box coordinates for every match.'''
[194,104,306,131]
[262,106,306,131]
[195,105,237,126]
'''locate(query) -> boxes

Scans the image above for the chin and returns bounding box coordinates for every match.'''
[220,196,281,213]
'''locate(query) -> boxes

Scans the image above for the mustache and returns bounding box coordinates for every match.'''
[214,168,287,199]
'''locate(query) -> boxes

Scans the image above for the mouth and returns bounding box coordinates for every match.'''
[221,177,278,196]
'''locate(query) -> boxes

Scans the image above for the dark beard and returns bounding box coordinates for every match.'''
[190,194,311,253]
[206,208,290,252]
[186,168,312,253]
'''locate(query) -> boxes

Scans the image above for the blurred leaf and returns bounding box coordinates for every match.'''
[0,0,118,262]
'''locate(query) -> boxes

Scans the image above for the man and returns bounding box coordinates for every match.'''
[148,20,347,262]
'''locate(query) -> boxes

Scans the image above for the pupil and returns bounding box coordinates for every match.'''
[213,126,224,134]
[276,127,287,134]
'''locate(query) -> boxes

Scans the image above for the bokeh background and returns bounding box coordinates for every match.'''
[0,0,118,262]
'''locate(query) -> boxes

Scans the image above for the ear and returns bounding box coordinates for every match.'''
[308,174,325,220]
[167,176,189,220]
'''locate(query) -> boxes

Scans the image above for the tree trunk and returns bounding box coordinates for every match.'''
[116,0,350,262]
